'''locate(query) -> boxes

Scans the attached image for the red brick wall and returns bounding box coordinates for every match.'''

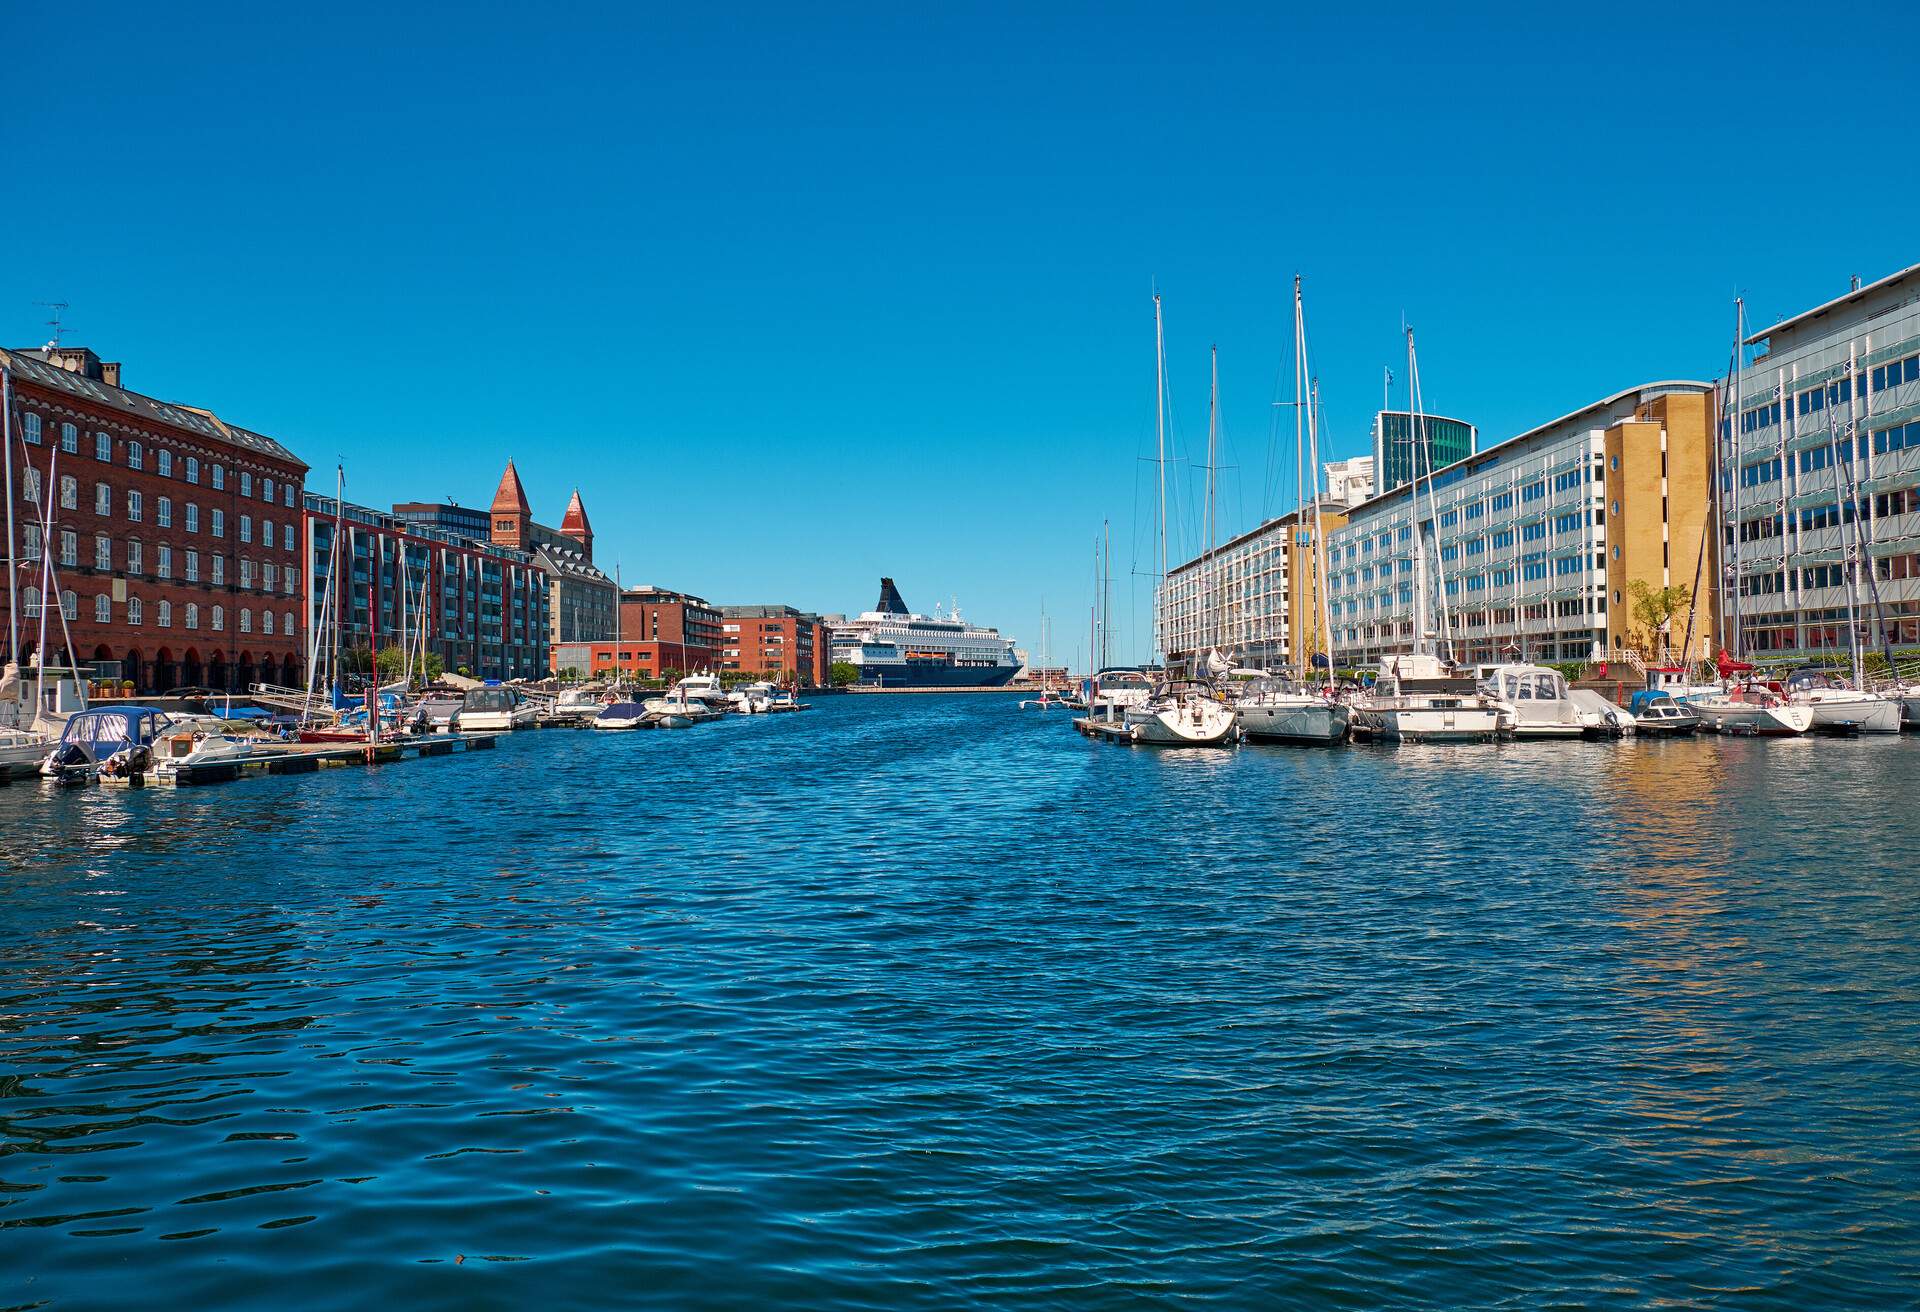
[718,616,829,686]
[7,381,307,691]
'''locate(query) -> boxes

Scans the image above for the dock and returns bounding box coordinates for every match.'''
[1074,715,1135,744]
[96,733,500,788]
[845,685,1032,695]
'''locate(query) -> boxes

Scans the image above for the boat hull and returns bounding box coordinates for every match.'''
[1235,699,1349,744]
[1353,704,1502,742]
[851,661,1019,688]
[1799,694,1901,735]
[1124,701,1238,746]
[1692,702,1812,735]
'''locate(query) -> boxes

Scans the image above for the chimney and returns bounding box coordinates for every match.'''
[1851,275,1862,292]
[100,361,121,388]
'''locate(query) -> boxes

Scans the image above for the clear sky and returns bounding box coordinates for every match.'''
[11,2,1915,668]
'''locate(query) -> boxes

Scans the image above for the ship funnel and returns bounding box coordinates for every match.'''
[875,578,909,615]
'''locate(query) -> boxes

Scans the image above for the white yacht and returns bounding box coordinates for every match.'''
[1351,651,1504,743]
[1123,680,1239,746]
[1689,685,1813,736]
[645,673,730,716]
[1233,676,1349,744]
[154,730,270,782]
[1783,668,1900,734]
[1480,664,1586,739]
[458,686,536,732]
[590,700,649,731]
[728,681,777,714]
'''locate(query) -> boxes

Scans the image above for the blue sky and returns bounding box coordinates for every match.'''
[11,2,1915,667]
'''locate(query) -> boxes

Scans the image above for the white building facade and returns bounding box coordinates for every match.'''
[1158,512,1295,671]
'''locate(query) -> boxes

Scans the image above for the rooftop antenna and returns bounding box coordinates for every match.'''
[35,301,70,349]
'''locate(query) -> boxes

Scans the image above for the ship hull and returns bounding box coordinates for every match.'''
[853,662,1019,688]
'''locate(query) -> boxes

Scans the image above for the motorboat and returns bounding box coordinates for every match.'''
[1350,651,1503,743]
[412,695,465,731]
[41,706,172,785]
[729,681,777,714]
[1083,668,1155,727]
[590,700,650,731]
[1123,679,1238,746]
[1480,664,1585,739]
[1568,688,1637,737]
[154,729,273,782]
[1232,675,1349,744]
[644,674,729,717]
[1689,684,1812,736]
[0,661,59,771]
[643,690,723,727]
[1018,688,1076,711]
[768,690,808,712]
[1627,691,1700,736]
[457,685,536,732]
[1782,667,1901,735]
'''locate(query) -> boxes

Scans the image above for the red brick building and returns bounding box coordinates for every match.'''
[619,587,722,671]
[719,605,830,686]
[4,346,307,692]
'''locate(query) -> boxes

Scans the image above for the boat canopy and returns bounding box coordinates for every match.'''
[59,706,168,747]
[597,701,646,719]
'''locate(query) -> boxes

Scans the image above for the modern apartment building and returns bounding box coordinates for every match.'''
[1156,501,1347,672]
[1327,381,1717,668]
[719,604,829,686]
[1373,411,1476,495]
[302,493,550,681]
[1724,263,1920,658]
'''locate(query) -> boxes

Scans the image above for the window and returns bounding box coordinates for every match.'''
[262,518,274,547]
[61,423,78,453]
[283,484,293,508]
[94,594,110,622]
[284,571,295,595]
[127,488,143,521]
[157,600,172,628]
[128,596,142,626]
[158,545,173,579]
[23,467,41,504]
[263,611,275,636]
[211,464,224,489]
[263,561,278,591]
[211,555,224,585]
[185,457,199,485]
[262,478,274,504]
[128,539,143,573]
[157,449,173,477]
[240,558,253,588]
[185,550,200,582]
[22,587,40,618]
[59,475,77,509]
[239,608,252,633]
[284,611,295,635]
[61,589,77,620]
[95,534,111,570]
[283,524,294,551]
[95,431,111,461]
[240,472,253,497]
[239,515,252,543]
[128,441,143,470]
[211,605,224,632]
[157,496,173,528]
[186,504,200,533]
[21,525,41,560]
[184,603,198,630]
[22,413,40,445]
[60,530,77,567]
[95,482,112,515]
[212,508,225,538]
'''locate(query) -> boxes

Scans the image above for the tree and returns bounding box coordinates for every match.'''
[1628,580,1692,659]
[829,661,859,688]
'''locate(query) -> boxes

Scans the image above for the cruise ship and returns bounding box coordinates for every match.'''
[831,579,1022,688]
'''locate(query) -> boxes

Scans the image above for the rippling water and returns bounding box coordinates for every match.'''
[4,696,1919,1308]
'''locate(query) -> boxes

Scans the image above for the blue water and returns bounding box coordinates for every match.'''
[3,696,1919,1309]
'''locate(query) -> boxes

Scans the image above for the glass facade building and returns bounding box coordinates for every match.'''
[1373,412,1477,495]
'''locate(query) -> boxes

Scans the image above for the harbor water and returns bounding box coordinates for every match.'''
[3,696,1918,1308]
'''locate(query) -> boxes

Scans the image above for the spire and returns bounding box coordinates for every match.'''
[491,460,532,516]
[560,488,591,536]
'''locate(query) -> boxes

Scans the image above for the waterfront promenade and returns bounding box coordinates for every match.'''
[3,695,1917,1308]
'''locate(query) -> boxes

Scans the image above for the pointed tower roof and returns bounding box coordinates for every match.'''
[559,488,592,536]
[491,460,531,516]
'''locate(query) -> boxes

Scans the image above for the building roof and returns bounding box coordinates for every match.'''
[491,460,532,517]
[1,346,306,469]
[559,489,591,536]
[534,538,615,587]
[1746,262,1920,346]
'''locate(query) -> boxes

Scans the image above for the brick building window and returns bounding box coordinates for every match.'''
[262,611,275,636]
[61,590,77,619]
[94,594,110,622]
[22,414,40,444]
[186,504,199,534]
[128,597,142,626]
[157,449,172,477]
[240,472,252,497]
[95,482,111,515]
[283,524,294,550]
[158,546,172,580]
[128,441,143,470]
[185,550,200,583]
[61,423,77,453]
[95,535,110,570]
[240,515,252,543]
[212,509,225,538]
[283,485,293,508]
[212,605,224,632]
[185,457,199,485]
[127,489,142,521]
[60,531,76,567]
[211,555,224,585]
[95,432,111,461]
[263,478,275,504]
[157,497,173,528]
[23,467,40,504]
[157,600,171,628]
[21,525,40,560]
[239,608,252,633]
[59,476,77,509]
[22,587,39,618]
[211,464,224,490]
[240,558,253,588]
[127,540,143,574]
[184,603,198,630]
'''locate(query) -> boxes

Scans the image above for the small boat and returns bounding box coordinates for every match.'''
[1782,667,1901,735]
[457,685,536,732]
[41,706,172,785]
[1123,679,1238,746]
[1627,691,1700,736]
[1018,688,1075,711]
[728,681,777,714]
[590,700,650,731]
[645,673,730,716]
[653,713,695,729]
[1350,651,1503,743]
[1480,664,1586,739]
[1232,676,1349,744]
[1690,684,1812,736]
[154,730,271,782]
[768,690,808,712]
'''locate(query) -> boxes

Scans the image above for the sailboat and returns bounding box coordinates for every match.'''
[1125,293,1238,746]
[1234,276,1349,744]
[1348,327,1503,743]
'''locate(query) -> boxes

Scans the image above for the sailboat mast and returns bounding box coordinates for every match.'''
[1154,291,1167,662]
[1724,297,1745,661]
[1206,344,1219,658]
[1293,275,1307,673]
[1309,374,1332,680]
